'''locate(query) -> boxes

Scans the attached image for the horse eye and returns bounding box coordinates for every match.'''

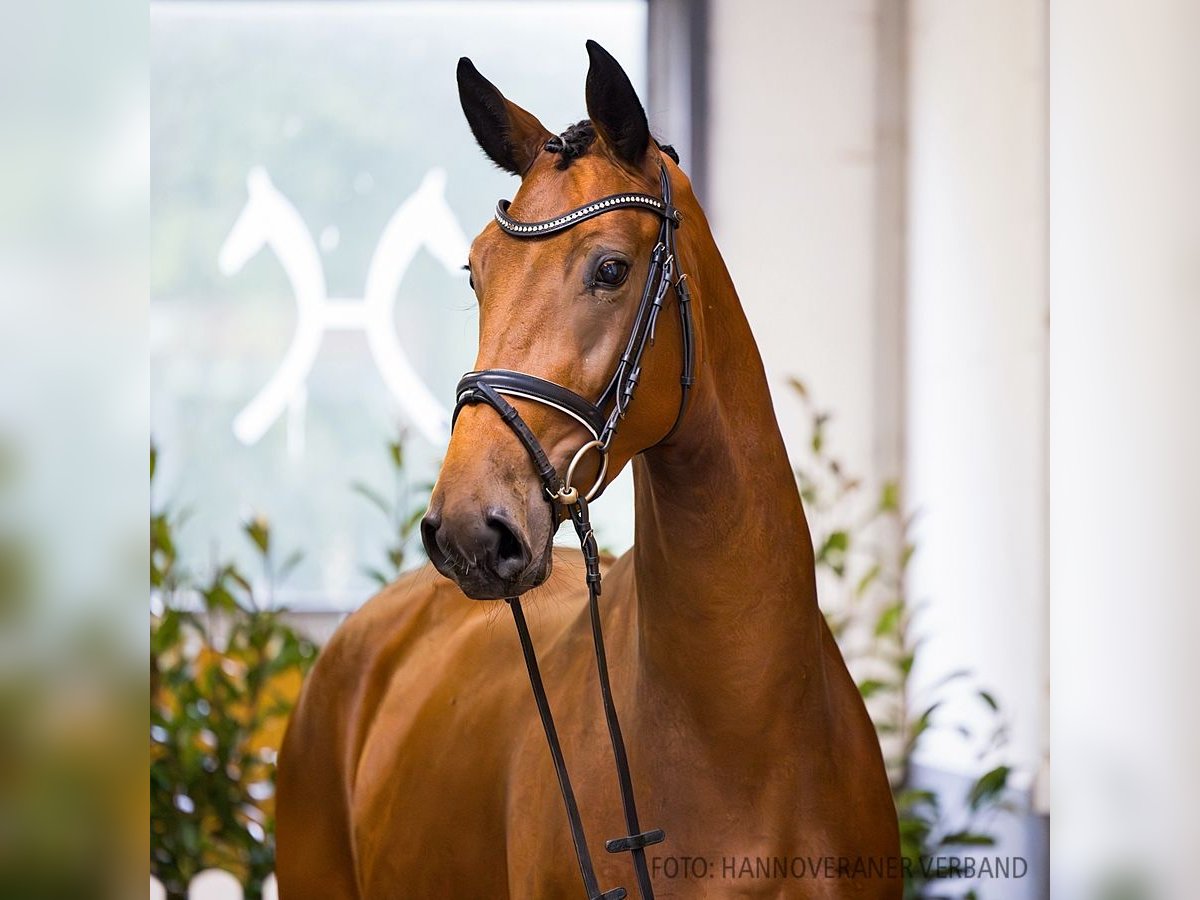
[595,258,629,287]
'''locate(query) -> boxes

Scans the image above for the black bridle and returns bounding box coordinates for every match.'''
[452,161,694,900]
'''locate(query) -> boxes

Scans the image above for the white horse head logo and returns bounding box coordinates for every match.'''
[219,166,469,448]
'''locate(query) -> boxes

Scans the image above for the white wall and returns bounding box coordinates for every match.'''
[905,0,1049,786]
[706,0,894,489]
[1050,0,1200,893]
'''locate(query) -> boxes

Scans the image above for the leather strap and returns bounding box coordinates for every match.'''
[653,165,695,445]
[569,498,665,900]
[506,596,627,900]
[457,370,607,441]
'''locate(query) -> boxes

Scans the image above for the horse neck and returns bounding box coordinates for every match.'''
[630,201,828,741]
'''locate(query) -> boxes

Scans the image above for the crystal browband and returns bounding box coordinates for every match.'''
[495,193,679,237]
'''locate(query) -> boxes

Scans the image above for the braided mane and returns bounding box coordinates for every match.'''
[543,119,680,169]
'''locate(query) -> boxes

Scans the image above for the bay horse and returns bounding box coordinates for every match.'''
[277,41,900,899]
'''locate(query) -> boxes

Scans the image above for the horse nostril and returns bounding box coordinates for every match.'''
[485,511,530,580]
[420,510,443,561]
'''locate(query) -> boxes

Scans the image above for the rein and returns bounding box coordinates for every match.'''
[452,162,694,900]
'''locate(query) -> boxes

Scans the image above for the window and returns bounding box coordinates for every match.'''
[151,1,648,610]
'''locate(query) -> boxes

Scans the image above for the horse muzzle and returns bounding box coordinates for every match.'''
[421,502,550,600]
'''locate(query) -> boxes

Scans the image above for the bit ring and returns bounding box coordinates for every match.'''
[556,439,607,505]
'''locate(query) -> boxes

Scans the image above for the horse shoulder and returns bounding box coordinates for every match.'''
[275,565,456,898]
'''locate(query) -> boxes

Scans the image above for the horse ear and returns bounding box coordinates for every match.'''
[584,40,650,167]
[457,57,550,177]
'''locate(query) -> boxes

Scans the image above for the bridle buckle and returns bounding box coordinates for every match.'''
[552,485,579,505]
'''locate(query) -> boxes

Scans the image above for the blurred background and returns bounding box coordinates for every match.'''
[2,0,1198,898]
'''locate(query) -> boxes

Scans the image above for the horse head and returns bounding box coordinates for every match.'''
[422,41,696,600]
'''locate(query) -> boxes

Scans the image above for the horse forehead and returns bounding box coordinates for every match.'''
[469,156,659,280]
[507,154,653,219]
[475,210,654,283]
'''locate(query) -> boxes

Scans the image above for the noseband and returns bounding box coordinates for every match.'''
[452,162,694,900]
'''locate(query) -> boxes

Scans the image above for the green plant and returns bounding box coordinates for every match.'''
[789,379,1013,900]
[150,444,318,900]
[352,432,431,588]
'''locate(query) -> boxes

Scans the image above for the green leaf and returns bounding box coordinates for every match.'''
[351,481,391,516]
[855,563,882,597]
[151,609,182,656]
[243,517,270,555]
[875,601,903,637]
[978,689,999,711]
[879,481,900,512]
[898,816,932,843]
[389,441,405,469]
[361,566,391,588]
[858,678,891,699]
[203,583,238,614]
[278,549,304,584]
[810,413,830,454]
[403,504,427,532]
[968,765,1011,810]
[940,831,997,847]
[151,514,176,558]
[798,480,819,505]
[893,788,938,812]
[816,530,849,576]
[225,565,253,596]
[908,701,941,747]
